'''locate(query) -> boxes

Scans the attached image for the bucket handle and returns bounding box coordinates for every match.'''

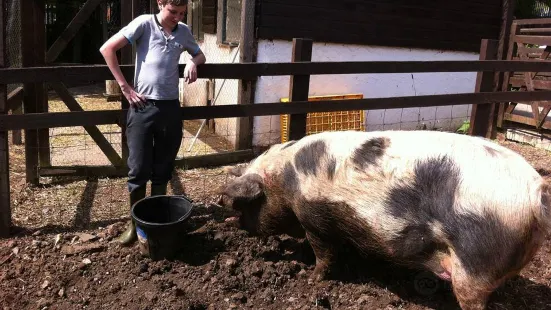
[174,194,199,222]
[180,195,203,208]
[172,194,192,203]
[177,214,189,222]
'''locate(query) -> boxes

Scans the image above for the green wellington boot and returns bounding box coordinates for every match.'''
[118,186,146,246]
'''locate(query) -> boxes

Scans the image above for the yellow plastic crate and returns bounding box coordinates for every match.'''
[280,94,365,143]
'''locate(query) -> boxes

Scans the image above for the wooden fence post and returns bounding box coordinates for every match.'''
[468,39,498,138]
[20,0,40,184]
[119,0,135,168]
[35,0,50,169]
[494,0,516,135]
[235,0,255,150]
[0,0,12,237]
[288,38,313,141]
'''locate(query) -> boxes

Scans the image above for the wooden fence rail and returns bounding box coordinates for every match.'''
[3,60,551,84]
[0,90,549,131]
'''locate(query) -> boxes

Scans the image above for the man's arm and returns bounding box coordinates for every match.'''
[99,33,146,107]
[183,51,206,84]
[191,51,207,66]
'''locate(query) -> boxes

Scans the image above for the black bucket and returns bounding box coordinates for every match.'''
[131,195,194,260]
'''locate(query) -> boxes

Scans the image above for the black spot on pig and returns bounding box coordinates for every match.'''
[294,197,382,260]
[388,224,439,262]
[295,140,327,176]
[327,158,337,180]
[446,212,525,279]
[282,163,299,195]
[282,140,297,150]
[385,156,524,278]
[352,137,389,169]
[245,181,305,238]
[541,182,551,211]
[386,156,459,221]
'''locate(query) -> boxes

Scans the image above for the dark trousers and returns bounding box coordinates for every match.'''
[126,99,183,193]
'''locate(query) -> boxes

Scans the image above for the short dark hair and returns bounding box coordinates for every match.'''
[159,0,188,6]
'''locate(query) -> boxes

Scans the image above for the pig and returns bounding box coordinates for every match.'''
[217,130,551,310]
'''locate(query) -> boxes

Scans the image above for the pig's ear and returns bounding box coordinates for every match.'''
[223,164,247,177]
[221,173,264,201]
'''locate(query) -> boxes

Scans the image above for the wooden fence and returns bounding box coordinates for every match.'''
[3,35,551,236]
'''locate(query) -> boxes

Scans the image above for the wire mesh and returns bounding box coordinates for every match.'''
[224,0,241,44]
[106,0,121,38]
[280,94,365,143]
[6,0,21,94]
[179,0,244,157]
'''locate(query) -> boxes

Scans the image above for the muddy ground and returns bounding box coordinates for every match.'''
[3,130,551,309]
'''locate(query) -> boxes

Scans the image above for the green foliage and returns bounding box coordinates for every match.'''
[515,0,551,18]
[456,121,470,134]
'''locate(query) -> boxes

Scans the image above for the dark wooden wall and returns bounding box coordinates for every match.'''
[255,0,502,52]
[203,0,217,34]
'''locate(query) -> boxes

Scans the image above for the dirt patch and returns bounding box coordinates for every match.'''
[3,202,551,310]
[2,131,551,309]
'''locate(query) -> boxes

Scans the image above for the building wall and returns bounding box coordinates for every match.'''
[252,39,479,147]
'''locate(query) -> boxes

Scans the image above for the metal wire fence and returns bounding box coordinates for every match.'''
[6,0,21,94]
[106,0,121,38]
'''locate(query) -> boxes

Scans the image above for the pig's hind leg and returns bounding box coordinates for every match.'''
[448,243,530,310]
[445,212,542,310]
[305,231,339,284]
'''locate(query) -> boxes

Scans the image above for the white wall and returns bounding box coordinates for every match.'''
[252,40,480,147]
[179,33,241,144]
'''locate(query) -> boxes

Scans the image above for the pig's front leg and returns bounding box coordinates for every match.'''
[306,232,337,284]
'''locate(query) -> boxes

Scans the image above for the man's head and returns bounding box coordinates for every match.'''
[157,0,188,28]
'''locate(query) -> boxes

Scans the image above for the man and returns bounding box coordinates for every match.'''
[99,0,206,245]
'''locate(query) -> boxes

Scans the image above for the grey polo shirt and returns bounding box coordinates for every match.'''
[118,14,202,100]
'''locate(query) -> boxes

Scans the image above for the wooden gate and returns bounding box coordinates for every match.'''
[499,18,551,131]
[16,0,149,184]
